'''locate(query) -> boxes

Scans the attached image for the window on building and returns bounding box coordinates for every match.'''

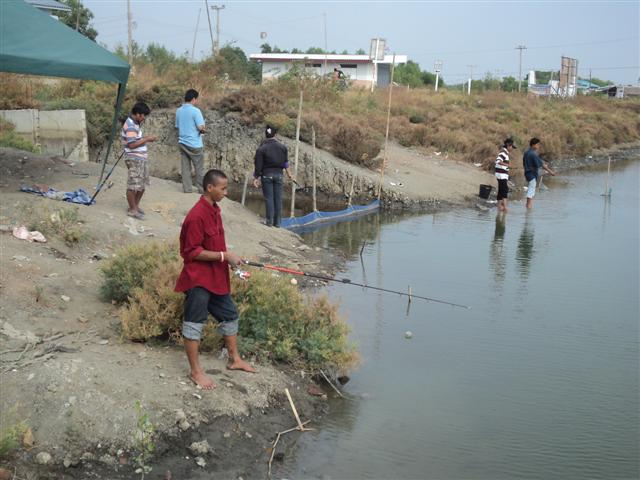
[305,63,322,68]
[340,64,357,69]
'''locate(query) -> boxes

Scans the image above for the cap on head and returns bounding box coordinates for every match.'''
[265,125,277,138]
[504,138,517,149]
[530,137,541,147]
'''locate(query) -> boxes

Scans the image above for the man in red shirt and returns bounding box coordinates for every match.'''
[175,169,256,389]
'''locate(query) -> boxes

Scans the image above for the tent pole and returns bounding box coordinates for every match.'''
[98,82,127,185]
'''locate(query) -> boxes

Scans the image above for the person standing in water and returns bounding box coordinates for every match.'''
[495,138,516,213]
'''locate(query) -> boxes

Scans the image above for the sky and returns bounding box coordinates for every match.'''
[86,0,639,84]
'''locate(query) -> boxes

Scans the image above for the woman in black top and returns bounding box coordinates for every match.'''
[252,126,293,227]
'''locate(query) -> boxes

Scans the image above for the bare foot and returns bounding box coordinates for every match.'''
[189,372,216,390]
[227,359,257,373]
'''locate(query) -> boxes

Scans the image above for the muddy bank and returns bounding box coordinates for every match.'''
[552,141,640,171]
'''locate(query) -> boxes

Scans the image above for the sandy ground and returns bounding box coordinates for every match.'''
[0,148,334,479]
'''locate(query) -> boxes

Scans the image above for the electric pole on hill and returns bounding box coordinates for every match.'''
[467,64,476,95]
[516,44,527,92]
[127,0,133,64]
[210,4,225,56]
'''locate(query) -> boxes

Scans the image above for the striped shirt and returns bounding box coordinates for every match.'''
[495,147,510,180]
[121,117,148,160]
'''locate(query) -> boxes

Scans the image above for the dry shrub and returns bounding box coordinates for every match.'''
[264,112,296,138]
[121,258,185,342]
[330,121,381,168]
[111,242,357,372]
[100,241,178,304]
[216,86,281,125]
[0,73,40,110]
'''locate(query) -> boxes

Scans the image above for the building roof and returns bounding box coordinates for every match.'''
[1,0,129,84]
[24,0,71,12]
[250,53,407,64]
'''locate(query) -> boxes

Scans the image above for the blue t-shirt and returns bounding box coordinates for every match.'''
[523,148,543,182]
[175,103,205,148]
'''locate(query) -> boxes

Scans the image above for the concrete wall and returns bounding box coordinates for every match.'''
[0,109,89,162]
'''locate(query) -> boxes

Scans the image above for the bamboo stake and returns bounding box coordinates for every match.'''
[284,388,305,431]
[377,53,396,199]
[241,173,249,206]
[319,369,344,398]
[290,90,304,217]
[408,285,412,303]
[603,155,612,196]
[347,175,356,207]
[312,126,317,212]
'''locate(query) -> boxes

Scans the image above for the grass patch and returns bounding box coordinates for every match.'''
[0,406,28,459]
[107,242,358,373]
[25,203,89,247]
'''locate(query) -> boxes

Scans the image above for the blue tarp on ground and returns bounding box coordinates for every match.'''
[281,199,380,233]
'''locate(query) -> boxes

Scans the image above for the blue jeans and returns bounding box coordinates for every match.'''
[261,173,283,227]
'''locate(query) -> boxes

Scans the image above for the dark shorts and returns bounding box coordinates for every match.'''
[183,287,239,340]
[497,178,509,200]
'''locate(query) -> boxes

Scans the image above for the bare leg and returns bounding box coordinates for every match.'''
[126,190,138,214]
[526,198,533,209]
[225,335,257,372]
[503,199,508,213]
[135,190,144,210]
[184,338,215,389]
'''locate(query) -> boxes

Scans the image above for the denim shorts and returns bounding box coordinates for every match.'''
[182,287,239,340]
[526,178,537,198]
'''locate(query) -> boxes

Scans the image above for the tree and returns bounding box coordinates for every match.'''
[395,60,423,88]
[260,43,272,53]
[57,0,98,41]
[145,43,179,74]
[500,76,519,92]
[355,48,366,55]
[305,47,325,54]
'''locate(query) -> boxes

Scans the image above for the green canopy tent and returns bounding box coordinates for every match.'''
[0,0,130,186]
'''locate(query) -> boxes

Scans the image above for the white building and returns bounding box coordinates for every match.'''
[249,53,407,88]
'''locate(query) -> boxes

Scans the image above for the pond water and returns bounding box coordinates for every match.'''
[277,160,639,480]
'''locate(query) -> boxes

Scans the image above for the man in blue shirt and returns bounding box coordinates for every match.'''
[523,137,556,209]
[176,89,206,193]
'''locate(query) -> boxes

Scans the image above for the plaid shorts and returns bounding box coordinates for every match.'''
[125,155,149,191]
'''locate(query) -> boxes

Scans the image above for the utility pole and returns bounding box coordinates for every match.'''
[210,4,225,56]
[323,12,328,77]
[75,0,81,31]
[467,64,475,95]
[127,0,133,64]
[204,0,215,57]
[191,8,201,62]
[434,60,442,92]
[516,44,527,92]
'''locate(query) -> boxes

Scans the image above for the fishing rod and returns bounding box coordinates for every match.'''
[243,260,470,309]
[86,150,125,205]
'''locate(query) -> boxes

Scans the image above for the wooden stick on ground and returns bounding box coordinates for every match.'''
[319,369,344,398]
[268,420,312,477]
[284,388,305,431]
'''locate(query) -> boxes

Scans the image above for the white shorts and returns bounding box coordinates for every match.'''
[527,178,537,199]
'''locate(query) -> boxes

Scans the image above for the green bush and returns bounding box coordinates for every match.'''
[111,241,358,372]
[0,118,37,152]
[100,242,179,304]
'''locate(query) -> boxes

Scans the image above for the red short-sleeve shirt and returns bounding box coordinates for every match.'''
[175,196,230,295]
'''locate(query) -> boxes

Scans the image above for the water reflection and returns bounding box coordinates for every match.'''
[516,214,535,279]
[490,213,507,288]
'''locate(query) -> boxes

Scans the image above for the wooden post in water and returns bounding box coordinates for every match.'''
[377,54,396,199]
[241,173,249,206]
[347,175,356,207]
[290,90,304,217]
[603,155,612,196]
[312,126,317,212]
